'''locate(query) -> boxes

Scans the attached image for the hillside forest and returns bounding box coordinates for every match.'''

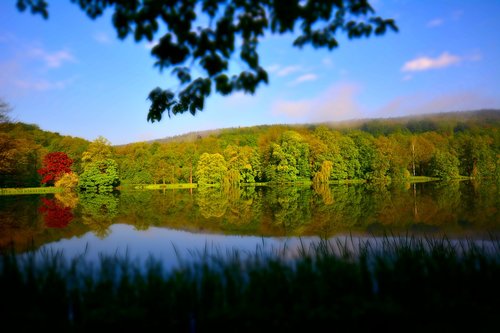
[1,110,499,190]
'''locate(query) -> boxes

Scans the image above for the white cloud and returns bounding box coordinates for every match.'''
[220,91,257,107]
[322,57,333,68]
[427,18,444,28]
[94,32,112,44]
[276,65,301,77]
[266,64,281,73]
[272,83,363,122]
[288,73,318,86]
[402,52,461,72]
[14,77,76,91]
[29,47,76,68]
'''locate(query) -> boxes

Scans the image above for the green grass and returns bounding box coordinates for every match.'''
[119,183,197,190]
[407,176,440,182]
[329,179,367,184]
[1,235,498,331]
[0,187,63,195]
[143,183,197,190]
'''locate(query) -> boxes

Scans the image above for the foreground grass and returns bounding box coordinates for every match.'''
[1,236,498,332]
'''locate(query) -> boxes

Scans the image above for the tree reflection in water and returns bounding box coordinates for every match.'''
[79,192,119,238]
[196,187,228,218]
[38,197,74,228]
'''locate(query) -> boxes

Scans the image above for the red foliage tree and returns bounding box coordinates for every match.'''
[37,152,73,185]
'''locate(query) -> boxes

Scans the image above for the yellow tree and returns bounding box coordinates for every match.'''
[195,153,228,186]
[81,136,113,169]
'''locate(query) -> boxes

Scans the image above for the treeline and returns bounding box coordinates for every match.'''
[114,110,500,185]
[1,110,499,188]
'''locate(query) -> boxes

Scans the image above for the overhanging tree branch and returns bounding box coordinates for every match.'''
[17,0,398,122]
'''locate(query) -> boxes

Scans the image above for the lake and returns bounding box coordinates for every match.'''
[1,180,498,269]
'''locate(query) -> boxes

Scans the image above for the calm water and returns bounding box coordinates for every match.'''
[1,180,498,269]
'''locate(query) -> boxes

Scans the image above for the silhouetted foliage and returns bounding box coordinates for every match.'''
[1,237,498,331]
[16,0,397,122]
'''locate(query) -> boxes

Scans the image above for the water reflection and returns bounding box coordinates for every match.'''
[80,192,119,238]
[37,224,499,273]
[196,187,228,218]
[38,198,74,228]
[0,181,498,255]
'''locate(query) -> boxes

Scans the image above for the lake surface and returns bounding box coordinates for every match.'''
[1,180,498,269]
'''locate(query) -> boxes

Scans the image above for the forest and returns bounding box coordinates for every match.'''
[1,109,499,189]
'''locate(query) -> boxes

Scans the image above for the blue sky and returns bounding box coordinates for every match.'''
[1,0,499,145]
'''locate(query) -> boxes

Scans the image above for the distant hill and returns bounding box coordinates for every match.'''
[150,109,500,144]
[3,109,499,147]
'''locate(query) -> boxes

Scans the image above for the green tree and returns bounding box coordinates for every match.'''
[195,152,227,186]
[116,142,154,184]
[430,150,459,180]
[266,131,310,182]
[455,134,497,179]
[370,136,392,182]
[337,134,361,179]
[79,159,120,192]
[373,134,411,180]
[312,127,348,180]
[17,0,397,121]
[348,130,376,179]
[224,144,261,183]
[79,136,119,191]
[409,135,435,176]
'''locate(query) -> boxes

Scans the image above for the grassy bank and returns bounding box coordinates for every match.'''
[118,177,452,191]
[406,176,440,182]
[119,183,198,190]
[0,187,63,195]
[1,236,498,331]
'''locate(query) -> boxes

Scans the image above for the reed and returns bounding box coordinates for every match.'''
[1,235,498,331]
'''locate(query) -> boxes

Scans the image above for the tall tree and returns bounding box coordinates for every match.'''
[80,136,119,191]
[195,152,227,186]
[224,144,261,183]
[79,159,120,192]
[81,136,113,169]
[37,152,73,185]
[17,0,397,122]
[409,135,435,176]
[430,150,459,180]
[265,130,310,182]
